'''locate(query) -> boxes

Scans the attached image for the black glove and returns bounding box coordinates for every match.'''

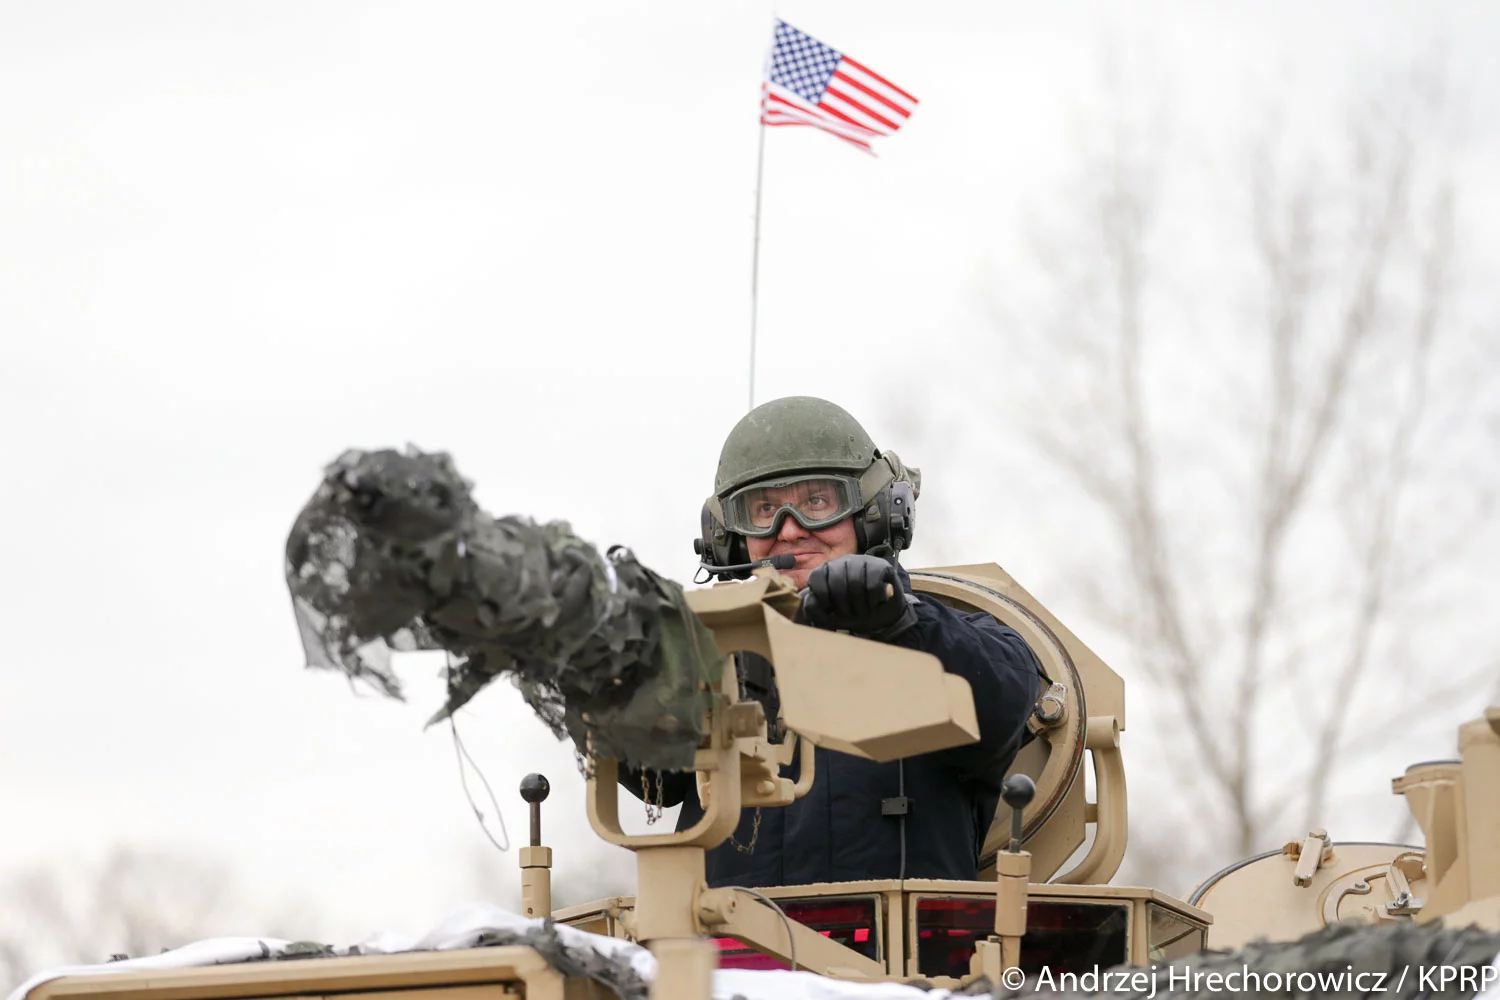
[801,554,918,640]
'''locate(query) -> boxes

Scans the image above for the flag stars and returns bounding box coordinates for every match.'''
[770,20,842,104]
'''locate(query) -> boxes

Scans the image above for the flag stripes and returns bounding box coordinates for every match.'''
[760,20,917,156]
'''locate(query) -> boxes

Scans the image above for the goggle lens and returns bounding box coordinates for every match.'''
[723,476,861,537]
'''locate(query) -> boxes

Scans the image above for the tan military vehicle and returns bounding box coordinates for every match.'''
[16,561,1500,1000]
[543,563,1500,985]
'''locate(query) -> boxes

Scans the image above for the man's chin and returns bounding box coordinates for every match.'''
[781,569,811,590]
[780,560,827,590]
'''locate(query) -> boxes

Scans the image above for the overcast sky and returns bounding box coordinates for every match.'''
[3,0,1498,952]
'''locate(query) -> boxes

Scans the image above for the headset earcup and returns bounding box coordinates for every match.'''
[858,482,916,557]
[697,504,718,560]
[888,481,916,550]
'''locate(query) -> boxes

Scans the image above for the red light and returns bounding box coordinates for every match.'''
[709,896,880,966]
[912,897,1131,980]
[713,938,789,971]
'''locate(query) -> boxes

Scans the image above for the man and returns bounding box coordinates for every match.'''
[628,395,1045,888]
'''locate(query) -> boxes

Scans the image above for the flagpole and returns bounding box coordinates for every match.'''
[748,110,767,413]
[749,15,776,414]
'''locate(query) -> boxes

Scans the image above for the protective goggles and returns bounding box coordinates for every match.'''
[720,474,863,537]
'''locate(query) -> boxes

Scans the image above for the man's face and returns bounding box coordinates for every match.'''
[743,480,859,589]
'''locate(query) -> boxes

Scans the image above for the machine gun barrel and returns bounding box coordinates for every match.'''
[284,446,722,771]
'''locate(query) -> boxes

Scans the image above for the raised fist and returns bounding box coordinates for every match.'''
[800,554,918,640]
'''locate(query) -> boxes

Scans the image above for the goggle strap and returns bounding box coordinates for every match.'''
[857,455,897,510]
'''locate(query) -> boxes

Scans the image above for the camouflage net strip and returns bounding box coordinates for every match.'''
[284,447,721,771]
[250,922,648,1000]
[469,923,648,1000]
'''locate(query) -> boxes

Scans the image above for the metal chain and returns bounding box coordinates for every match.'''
[728,807,762,853]
[642,770,664,825]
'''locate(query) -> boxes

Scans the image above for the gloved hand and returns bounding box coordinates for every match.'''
[800,554,918,640]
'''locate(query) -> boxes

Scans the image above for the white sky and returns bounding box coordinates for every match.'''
[2,0,1497,949]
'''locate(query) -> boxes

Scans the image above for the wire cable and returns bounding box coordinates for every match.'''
[450,712,510,852]
[721,886,798,971]
[897,759,908,881]
[444,656,510,851]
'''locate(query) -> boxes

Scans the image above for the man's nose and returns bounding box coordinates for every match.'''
[776,513,810,541]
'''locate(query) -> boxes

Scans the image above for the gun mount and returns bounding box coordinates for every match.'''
[550,560,1207,991]
[577,565,989,994]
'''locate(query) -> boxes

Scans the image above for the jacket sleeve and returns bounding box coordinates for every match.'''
[617,764,696,808]
[891,595,1045,785]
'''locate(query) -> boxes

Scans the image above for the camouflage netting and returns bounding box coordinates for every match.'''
[467,922,648,1000]
[265,923,649,1000]
[284,446,722,771]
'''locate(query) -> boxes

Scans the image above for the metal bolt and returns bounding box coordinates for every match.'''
[1032,683,1068,726]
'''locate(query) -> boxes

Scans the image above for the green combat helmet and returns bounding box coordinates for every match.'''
[694,396,921,580]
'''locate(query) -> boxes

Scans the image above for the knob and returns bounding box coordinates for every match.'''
[1001,774,1035,853]
[520,773,551,804]
[1001,774,1036,810]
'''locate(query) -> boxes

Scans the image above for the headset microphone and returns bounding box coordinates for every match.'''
[694,553,796,582]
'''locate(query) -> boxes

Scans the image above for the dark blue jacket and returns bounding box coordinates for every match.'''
[623,568,1045,888]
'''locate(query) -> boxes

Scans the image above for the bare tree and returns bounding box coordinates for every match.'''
[0,846,316,992]
[935,52,1498,891]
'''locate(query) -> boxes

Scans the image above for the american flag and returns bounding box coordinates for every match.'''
[760,20,918,155]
